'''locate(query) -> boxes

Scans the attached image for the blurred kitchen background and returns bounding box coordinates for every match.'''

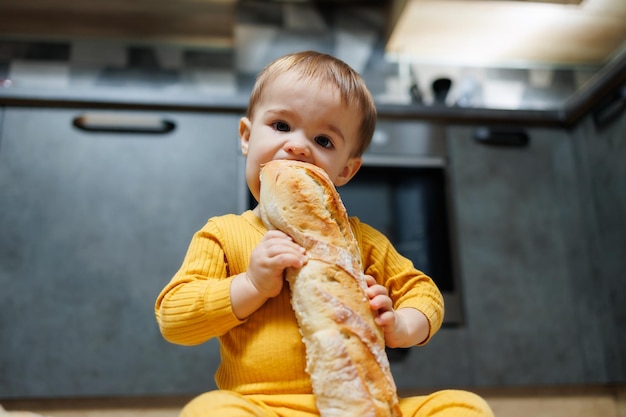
[0,0,624,416]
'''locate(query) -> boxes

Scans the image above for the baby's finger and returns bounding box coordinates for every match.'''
[370,293,393,313]
[270,250,308,269]
[374,309,396,328]
[364,274,377,287]
[262,233,306,255]
[366,282,389,302]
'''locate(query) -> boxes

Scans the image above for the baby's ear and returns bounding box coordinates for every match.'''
[335,157,362,187]
[239,117,252,156]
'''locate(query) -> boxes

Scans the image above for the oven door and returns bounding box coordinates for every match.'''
[337,164,463,326]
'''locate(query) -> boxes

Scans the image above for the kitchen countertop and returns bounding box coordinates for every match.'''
[0,83,568,127]
[0,84,606,132]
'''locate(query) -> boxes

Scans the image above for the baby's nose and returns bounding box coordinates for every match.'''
[284,135,310,156]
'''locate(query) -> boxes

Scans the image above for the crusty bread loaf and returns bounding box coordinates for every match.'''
[259,159,400,417]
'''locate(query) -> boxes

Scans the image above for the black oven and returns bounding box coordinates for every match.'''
[337,119,463,326]
[240,119,463,326]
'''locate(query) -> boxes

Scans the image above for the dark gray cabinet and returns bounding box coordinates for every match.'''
[445,119,625,387]
[445,125,586,386]
[391,126,583,389]
[0,107,242,398]
[390,116,625,390]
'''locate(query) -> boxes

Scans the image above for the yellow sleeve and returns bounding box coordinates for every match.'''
[350,217,445,345]
[155,218,245,346]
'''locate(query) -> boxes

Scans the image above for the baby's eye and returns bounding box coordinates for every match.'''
[314,136,333,149]
[273,121,290,132]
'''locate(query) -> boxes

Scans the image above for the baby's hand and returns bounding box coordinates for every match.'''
[365,275,410,348]
[365,275,396,328]
[247,230,307,298]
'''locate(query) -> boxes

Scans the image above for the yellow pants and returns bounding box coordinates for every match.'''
[180,390,494,417]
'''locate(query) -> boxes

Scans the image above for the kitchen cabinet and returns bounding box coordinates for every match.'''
[390,114,625,390]
[391,126,582,388]
[446,118,625,387]
[0,107,242,398]
[445,125,586,386]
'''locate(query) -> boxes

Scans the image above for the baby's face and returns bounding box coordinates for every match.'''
[240,71,363,203]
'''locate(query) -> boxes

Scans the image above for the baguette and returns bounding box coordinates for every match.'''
[259,159,400,417]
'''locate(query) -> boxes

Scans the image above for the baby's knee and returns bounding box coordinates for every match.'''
[435,389,494,417]
[400,389,494,417]
[180,390,268,417]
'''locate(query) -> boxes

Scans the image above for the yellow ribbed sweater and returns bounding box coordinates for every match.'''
[155,210,444,395]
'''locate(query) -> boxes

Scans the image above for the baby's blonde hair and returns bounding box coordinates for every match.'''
[247,51,377,157]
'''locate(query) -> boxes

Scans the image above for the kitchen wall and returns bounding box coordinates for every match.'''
[0,0,624,399]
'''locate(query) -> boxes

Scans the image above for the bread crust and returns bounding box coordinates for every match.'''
[259,159,400,417]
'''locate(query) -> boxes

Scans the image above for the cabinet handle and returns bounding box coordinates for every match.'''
[473,127,529,147]
[73,113,176,134]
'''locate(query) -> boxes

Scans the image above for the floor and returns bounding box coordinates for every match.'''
[2,385,625,417]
